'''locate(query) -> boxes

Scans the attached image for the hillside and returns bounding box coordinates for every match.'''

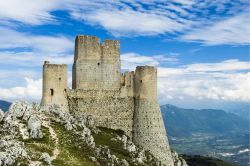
[0,100,11,112]
[0,101,187,166]
[182,155,237,166]
[161,104,249,166]
[161,104,248,137]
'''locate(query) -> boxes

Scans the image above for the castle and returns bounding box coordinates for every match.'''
[41,35,174,166]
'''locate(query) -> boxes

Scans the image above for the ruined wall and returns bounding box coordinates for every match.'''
[72,36,121,90]
[67,90,134,137]
[41,61,68,106]
[120,71,135,97]
[132,66,174,166]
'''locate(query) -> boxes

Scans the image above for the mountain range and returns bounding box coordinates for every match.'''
[160,104,249,137]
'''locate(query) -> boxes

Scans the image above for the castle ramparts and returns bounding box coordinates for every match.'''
[41,35,174,166]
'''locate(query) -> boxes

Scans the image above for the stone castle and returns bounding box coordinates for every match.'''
[41,35,174,165]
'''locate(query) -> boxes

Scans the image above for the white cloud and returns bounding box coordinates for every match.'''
[0,27,73,53]
[0,0,59,25]
[121,52,178,70]
[81,8,186,36]
[0,78,42,101]
[181,13,250,45]
[0,0,248,45]
[121,53,250,103]
[0,51,73,67]
[157,63,250,104]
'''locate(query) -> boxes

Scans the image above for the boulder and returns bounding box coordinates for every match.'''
[8,101,31,118]
[27,115,43,138]
[126,141,136,152]
[0,152,15,166]
[39,153,52,165]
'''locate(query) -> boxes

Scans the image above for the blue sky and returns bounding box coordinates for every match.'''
[0,0,249,109]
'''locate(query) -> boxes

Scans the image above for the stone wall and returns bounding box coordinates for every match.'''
[67,89,134,137]
[133,99,174,166]
[72,36,121,90]
[132,66,174,166]
[41,61,68,106]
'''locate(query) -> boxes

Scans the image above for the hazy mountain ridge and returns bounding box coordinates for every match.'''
[0,100,11,112]
[161,104,248,137]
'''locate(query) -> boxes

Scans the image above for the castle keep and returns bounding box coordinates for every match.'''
[41,35,174,166]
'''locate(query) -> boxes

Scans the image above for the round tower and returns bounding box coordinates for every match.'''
[41,61,68,106]
[133,66,174,166]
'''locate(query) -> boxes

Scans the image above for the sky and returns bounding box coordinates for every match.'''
[0,0,249,110]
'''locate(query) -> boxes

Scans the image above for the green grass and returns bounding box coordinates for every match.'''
[52,123,95,166]
[22,126,54,160]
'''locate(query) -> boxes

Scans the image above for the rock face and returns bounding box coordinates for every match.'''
[171,150,188,166]
[0,101,188,166]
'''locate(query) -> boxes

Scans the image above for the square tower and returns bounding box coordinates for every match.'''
[41,61,68,106]
[72,35,121,90]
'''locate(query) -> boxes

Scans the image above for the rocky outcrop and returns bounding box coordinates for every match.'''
[171,150,188,166]
[0,101,188,166]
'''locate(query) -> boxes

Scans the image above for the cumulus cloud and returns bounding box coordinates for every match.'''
[121,53,250,103]
[0,78,42,101]
[0,27,73,68]
[157,60,250,104]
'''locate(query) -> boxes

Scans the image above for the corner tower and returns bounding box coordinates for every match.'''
[72,35,121,90]
[132,66,174,166]
[41,61,68,106]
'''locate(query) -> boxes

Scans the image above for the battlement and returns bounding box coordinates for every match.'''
[43,61,67,69]
[74,35,119,61]
[73,35,121,90]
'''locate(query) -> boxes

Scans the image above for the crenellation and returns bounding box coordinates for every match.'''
[41,35,174,166]
[102,39,120,59]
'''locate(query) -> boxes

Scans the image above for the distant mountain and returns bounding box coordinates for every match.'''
[161,104,248,137]
[0,100,11,112]
[226,105,249,120]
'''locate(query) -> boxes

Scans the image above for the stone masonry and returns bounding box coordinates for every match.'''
[41,35,174,166]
